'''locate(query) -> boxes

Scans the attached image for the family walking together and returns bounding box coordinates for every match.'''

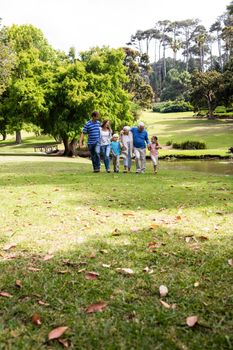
[79,111,162,174]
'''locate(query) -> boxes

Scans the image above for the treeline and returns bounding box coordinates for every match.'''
[127,1,233,116]
[0,24,154,154]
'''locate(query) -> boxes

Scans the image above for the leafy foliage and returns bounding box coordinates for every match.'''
[153,100,193,113]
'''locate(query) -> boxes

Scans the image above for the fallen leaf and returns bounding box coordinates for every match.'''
[88,252,96,259]
[31,313,41,326]
[58,338,70,348]
[150,223,160,230]
[194,282,200,287]
[3,243,16,251]
[123,212,135,217]
[148,241,160,249]
[143,267,153,274]
[197,236,209,241]
[43,254,54,261]
[176,215,182,221]
[28,267,41,272]
[48,326,69,341]
[15,280,23,288]
[0,291,13,298]
[85,302,107,314]
[102,264,111,268]
[185,236,194,243]
[159,285,168,297]
[160,300,171,309]
[116,268,134,275]
[228,259,233,266]
[85,271,99,280]
[186,315,198,327]
[99,249,108,254]
[112,229,121,236]
[38,300,50,306]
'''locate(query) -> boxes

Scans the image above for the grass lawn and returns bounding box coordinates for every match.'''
[0,156,233,349]
[142,111,233,157]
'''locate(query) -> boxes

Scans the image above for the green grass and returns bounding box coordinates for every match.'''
[0,156,233,349]
[142,111,233,157]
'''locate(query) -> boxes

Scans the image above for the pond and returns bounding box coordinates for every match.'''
[159,159,233,176]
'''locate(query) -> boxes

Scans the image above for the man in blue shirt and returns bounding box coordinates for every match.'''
[79,111,101,172]
[131,121,150,173]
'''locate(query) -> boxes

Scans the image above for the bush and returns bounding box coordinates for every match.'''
[153,100,193,113]
[166,140,173,146]
[172,140,207,150]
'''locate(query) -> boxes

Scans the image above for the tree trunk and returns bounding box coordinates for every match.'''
[207,95,215,119]
[62,136,77,157]
[1,132,6,141]
[15,130,22,144]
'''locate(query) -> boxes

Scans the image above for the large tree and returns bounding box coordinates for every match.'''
[190,71,224,118]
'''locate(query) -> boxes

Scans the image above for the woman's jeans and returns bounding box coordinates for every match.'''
[100,144,111,171]
[88,143,100,170]
[123,148,132,169]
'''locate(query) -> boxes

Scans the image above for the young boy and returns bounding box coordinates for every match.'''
[111,134,121,173]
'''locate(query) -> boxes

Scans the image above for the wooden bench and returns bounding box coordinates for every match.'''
[34,144,58,153]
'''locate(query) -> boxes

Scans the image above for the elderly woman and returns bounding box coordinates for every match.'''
[120,126,134,173]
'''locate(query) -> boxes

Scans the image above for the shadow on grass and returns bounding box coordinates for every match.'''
[0,225,232,349]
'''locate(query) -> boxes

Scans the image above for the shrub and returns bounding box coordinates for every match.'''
[166,140,173,146]
[153,100,193,113]
[172,140,206,150]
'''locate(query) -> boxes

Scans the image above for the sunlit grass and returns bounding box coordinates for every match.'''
[0,156,233,349]
[142,111,233,150]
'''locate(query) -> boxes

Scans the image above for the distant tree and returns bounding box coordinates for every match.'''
[190,71,224,118]
[123,47,154,109]
[160,68,192,101]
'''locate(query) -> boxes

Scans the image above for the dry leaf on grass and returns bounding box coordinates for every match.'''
[38,300,50,306]
[186,315,198,327]
[143,267,153,274]
[150,223,160,230]
[0,291,13,298]
[197,236,209,241]
[159,300,176,309]
[15,280,23,288]
[194,282,200,287]
[31,313,41,326]
[116,268,134,275]
[3,243,17,251]
[112,229,121,236]
[228,259,233,266]
[43,254,54,261]
[123,212,135,217]
[58,338,70,348]
[85,302,107,314]
[102,264,111,268]
[28,267,41,272]
[48,326,69,341]
[159,285,168,297]
[85,271,99,280]
[176,215,182,221]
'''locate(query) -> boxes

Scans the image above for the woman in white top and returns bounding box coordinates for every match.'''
[99,120,112,172]
[120,126,133,173]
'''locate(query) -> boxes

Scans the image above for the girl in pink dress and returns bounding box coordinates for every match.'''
[149,136,162,174]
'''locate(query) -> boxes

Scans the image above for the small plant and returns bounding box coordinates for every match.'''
[166,140,173,146]
[172,140,207,150]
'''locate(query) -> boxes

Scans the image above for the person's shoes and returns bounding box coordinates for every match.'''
[123,170,127,173]
[141,170,145,174]
[93,169,100,173]
[107,170,111,173]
